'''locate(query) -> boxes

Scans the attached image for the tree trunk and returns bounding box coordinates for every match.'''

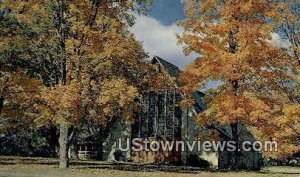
[59,118,69,168]
[68,128,79,160]
[229,123,239,170]
[69,143,79,160]
[0,95,4,115]
[47,126,59,157]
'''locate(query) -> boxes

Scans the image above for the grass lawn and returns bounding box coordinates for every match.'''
[0,156,299,177]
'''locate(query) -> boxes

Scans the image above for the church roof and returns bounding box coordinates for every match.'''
[151,56,206,111]
[151,56,180,78]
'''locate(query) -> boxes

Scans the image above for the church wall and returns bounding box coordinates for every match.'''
[181,106,219,168]
[102,117,131,162]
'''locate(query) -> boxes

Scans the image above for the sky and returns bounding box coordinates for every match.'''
[130,0,290,70]
[147,0,185,26]
[130,0,196,69]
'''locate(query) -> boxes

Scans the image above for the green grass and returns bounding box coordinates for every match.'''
[0,156,298,177]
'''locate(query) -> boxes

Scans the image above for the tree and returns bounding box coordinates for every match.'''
[1,0,166,169]
[0,5,61,158]
[279,0,300,64]
[270,0,300,157]
[178,0,299,169]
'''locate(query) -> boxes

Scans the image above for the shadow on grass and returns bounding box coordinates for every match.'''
[0,156,58,166]
[0,156,210,174]
[75,163,206,174]
[0,157,298,175]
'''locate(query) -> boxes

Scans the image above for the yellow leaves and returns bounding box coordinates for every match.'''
[125,1,134,9]
[97,79,139,117]
[179,0,300,159]
[33,106,55,128]
[179,98,195,107]
[66,39,80,54]
[196,90,284,129]
[40,81,82,124]
[181,0,198,18]
[0,79,3,91]
[180,1,293,118]
[246,92,270,111]
[197,92,240,125]
[0,69,44,130]
[266,2,289,23]
[1,0,156,130]
[259,69,277,80]
[200,0,216,14]
[292,46,300,56]
[0,40,11,51]
[283,104,300,117]
[231,107,247,119]
[4,1,26,12]
[179,0,292,80]
[240,0,253,15]
[45,82,80,110]
[1,69,42,96]
[146,70,176,92]
[102,32,141,60]
[69,3,81,15]
[5,0,45,25]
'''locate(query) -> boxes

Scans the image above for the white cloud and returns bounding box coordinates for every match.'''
[130,15,291,69]
[130,15,196,69]
[269,33,291,49]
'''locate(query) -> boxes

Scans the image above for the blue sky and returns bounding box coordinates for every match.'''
[130,0,289,90]
[148,0,185,26]
[130,0,196,69]
[130,0,289,70]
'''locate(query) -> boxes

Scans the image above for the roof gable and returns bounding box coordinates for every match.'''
[151,56,180,78]
[150,56,206,111]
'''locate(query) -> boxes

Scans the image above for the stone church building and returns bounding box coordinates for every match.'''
[97,56,261,170]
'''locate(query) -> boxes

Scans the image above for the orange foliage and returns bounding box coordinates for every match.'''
[179,0,299,157]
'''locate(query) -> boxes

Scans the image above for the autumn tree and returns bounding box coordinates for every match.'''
[279,0,300,63]
[0,70,42,128]
[0,70,57,156]
[1,0,165,169]
[0,4,61,157]
[179,0,299,169]
[270,0,300,155]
